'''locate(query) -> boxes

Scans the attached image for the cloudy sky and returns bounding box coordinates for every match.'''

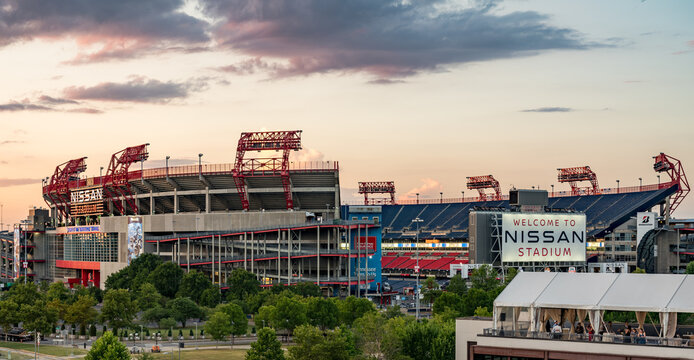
[0,0,693,226]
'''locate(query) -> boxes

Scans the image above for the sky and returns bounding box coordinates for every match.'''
[0,0,693,227]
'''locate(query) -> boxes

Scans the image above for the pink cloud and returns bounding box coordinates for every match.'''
[400,178,443,200]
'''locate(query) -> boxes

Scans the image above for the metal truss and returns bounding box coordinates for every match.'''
[557,166,600,196]
[467,175,502,201]
[233,131,302,210]
[358,181,396,205]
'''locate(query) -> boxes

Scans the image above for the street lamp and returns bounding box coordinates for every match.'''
[166,156,170,177]
[198,153,203,175]
[639,177,642,190]
[416,193,419,204]
[616,180,620,194]
[440,192,443,203]
[412,217,424,321]
[657,175,661,186]
[461,191,464,203]
[551,184,554,196]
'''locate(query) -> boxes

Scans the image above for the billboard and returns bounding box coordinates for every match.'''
[13,225,20,279]
[636,212,656,247]
[69,186,104,216]
[127,217,143,265]
[501,213,586,262]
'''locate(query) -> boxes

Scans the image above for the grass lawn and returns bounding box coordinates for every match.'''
[0,341,88,356]
[134,349,247,360]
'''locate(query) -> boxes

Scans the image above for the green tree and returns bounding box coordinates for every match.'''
[142,306,172,326]
[256,305,277,329]
[275,296,307,336]
[65,295,98,333]
[462,288,491,316]
[384,305,404,319]
[21,299,58,357]
[148,261,184,298]
[136,283,163,311]
[227,268,260,301]
[159,317,177,330]
[205,312,232,346]
[0,300,19,340]
[101,289,137,333]
[216,303,248,344]
[105,253,162,291]
[433,291,463,316]
[287,325,353,360]
[177,270,212,304]
[401,320,454,360]
[7,281,43,306]
[200,286,222,308]
[246,327,285,360]
[504,267,519,284]
[474,306,492,317]
[168,297,202,328]
[336,296,375,326]
[381,316,414,360]
[289,282,321,297]
[352,312,386,359]
[306,297,338,330]
[46,282,71,302]
[470,265,500,291]
[446,274,467,297]
[85,331,130,360]
[685,261,694,274]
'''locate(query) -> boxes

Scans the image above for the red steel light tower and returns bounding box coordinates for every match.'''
[358,181,396,205]
[103,144,149,215]
[557,166,600,196]
[233,130,302,210]
[466,175,501,201]
[45,157,88,219]
[653,152,690,213]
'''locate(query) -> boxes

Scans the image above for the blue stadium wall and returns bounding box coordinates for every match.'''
[342,206,382,292]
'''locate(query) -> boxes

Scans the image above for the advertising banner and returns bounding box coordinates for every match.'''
[69,186,104,216]
[636,212,657,247]
[13,225,20,279]
[501,213,586,262]
[356,236,377,251]
[127,217,143,265]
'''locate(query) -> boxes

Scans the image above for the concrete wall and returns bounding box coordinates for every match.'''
[100,261,127,289]
[456,318,493,360]
[100,211,310,234]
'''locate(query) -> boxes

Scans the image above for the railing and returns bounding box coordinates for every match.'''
[342,181,677,206]
[482,328,690,348]
[43,161,340,193]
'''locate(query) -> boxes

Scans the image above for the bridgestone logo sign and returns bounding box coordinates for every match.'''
[501,213,586,262]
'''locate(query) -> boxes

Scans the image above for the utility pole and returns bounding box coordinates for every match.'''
[412,217,423,320]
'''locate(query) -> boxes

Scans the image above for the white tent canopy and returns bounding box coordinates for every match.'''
[493,272,694,338]
[494,272,557,308]
[534,273,618,310]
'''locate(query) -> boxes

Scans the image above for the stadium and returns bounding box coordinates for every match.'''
[0,130,691,302]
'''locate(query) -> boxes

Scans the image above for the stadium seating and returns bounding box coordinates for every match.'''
[380,186,678,241]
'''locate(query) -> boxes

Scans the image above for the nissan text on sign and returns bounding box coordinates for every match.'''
[501,213,586,262]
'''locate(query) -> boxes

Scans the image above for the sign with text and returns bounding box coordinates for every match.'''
[356,236,377,251]
[636,212,656,247]
[70,186,105,216]
[501,213,586,262]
